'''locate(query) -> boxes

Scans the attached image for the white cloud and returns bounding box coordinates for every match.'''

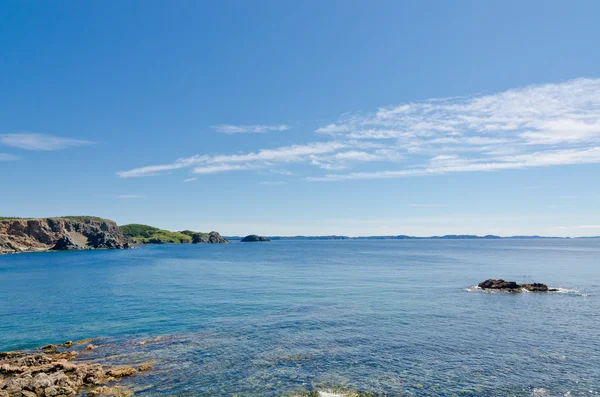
[118,78,600,182]
[193,164,256,174]
[0,133,93,151]
[408,204,447,208]
[119,194,146,199]
[118,141,350,177]
[184,177,197,182]
[259,181,287,185]
[0,153,19,161]
[334,150,383,161]
[269,169,294,176]
[211,124,289,134]
[306,78,600,181]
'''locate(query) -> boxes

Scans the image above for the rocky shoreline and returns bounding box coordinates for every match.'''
[0,218,129,255]
[0,340,150,397]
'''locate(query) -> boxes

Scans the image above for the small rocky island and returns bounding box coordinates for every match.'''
[0,217,129,254]
[478,279,558,292]
[240,235,270,242]
[0,340,150,397]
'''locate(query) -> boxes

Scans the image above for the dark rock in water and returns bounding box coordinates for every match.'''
[521,283,549,292]
[478,279,521,290]
[478,279,556,292]
[240,234,270,242]
[51,236,81,251]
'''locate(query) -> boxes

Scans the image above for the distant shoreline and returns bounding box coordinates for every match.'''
[225,235,600,241]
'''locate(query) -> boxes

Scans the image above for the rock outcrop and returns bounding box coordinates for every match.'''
[478,279,557,292]
[192,231,229,244]
[0,341,145,397]
[0,217,130,254]
[240,235,270,242]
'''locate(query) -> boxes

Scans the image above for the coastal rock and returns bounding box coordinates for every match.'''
[240,235,270,242]
[478,279,556,292]
[478,279,521,290]
[0,342,144,397]
[105,367,137,378]
[51,236,82,251]
[191,231,229,244]
[521,283,551,292]
[0,217,129,254]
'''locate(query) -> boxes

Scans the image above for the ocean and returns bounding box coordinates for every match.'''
[1,240,598,396]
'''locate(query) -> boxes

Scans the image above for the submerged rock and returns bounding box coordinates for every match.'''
[478,279,557,292]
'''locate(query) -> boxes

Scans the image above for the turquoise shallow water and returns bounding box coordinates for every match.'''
[1,240,599,396]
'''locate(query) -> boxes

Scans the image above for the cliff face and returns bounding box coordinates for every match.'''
[0,217,129,254]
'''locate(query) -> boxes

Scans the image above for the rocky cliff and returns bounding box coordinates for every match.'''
[0,217,129,254]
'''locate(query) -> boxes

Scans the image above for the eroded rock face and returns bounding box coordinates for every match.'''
[0,218,129,254]
[0,342,142,397]
[478,279,555,292]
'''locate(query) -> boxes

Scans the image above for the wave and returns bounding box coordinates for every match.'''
[464,286,591,297]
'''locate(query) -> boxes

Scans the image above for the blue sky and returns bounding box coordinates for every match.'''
[1,0,600,236]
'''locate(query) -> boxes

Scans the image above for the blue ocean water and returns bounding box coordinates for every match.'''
[0,240,599,396]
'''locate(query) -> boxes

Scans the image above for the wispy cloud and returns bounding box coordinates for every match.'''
[118,141,349,177]
[308,78,600,181]
[408,204,448,208]
[118,78,600,182]
[184,177,197,182]
[0,133,93,151]
[308,147,600,181]
[269,169,295,176]
[0,153,19,161]
[211,124,289,134]
[193,164,257,174]
[118,194,146,199]
[259,181,287,185]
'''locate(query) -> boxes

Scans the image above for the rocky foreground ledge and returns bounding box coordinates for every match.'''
[0,341,150,397]
[478,279,558,292]
[0,217,129,254]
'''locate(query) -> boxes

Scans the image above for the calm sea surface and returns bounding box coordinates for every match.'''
[1,240,599,396]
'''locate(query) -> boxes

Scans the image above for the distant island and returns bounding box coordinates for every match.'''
[2,216,598,255]
[226,234,599,241]
[240,234,270,242]
[0,217,229,254]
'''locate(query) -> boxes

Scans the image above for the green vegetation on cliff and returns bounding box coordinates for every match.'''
[120,224,191,244]
[120,224,228,244]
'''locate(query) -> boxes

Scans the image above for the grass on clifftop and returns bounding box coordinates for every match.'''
[120,224,194,244]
